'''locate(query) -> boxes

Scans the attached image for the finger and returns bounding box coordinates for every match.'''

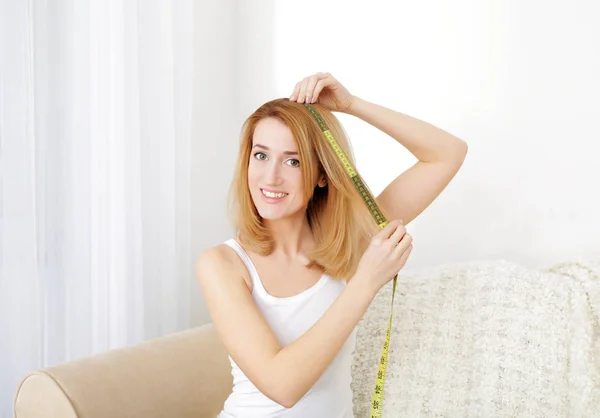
[311,74,334,103]
[303,75,321,104]
[392,233,413,258]
[388,223,407,246]
[375,219,403,240]
[371,220,399,246]
[297,78,311,103]
[306,73,329,103]
[290,82,301,101]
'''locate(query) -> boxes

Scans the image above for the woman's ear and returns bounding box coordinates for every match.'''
[317,175,327,188]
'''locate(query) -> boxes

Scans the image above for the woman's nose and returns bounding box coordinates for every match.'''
[265,161,283,185]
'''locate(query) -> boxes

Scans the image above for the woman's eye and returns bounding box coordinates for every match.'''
[254,152,267,160]
[287,159,300,167]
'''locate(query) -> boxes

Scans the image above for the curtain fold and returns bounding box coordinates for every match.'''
[0,0,195,415]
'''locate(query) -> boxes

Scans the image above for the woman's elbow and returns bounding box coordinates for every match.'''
[270,388,300,409]
[278,397,298,409]
[265,383,302,409]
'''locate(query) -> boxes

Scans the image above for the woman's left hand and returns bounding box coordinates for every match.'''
[289,72,355,112]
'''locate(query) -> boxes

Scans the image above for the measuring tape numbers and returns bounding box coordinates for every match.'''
[304,103,398,418]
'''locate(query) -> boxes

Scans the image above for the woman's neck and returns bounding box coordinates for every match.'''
[263,212,314,262]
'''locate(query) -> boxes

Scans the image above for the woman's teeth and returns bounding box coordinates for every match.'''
[262,189,288,198]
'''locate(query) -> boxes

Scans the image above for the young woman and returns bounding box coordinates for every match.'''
[196,72,468,417]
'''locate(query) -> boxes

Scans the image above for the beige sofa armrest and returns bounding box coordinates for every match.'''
[14,324,232,418]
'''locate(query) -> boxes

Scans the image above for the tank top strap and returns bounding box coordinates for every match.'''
[223,238,266,295]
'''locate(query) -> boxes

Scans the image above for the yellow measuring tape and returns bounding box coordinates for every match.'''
[304,104,397,417]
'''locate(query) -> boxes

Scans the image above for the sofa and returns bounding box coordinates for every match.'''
[13,324,232,418]
[13,257,600,417]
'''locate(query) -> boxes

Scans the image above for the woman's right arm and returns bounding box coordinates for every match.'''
[195,220,411,408]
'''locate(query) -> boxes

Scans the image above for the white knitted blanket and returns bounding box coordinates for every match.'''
[351,258,600,417]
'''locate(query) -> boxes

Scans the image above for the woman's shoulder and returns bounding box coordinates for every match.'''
[196,241,233,263]
[195,241,253,291]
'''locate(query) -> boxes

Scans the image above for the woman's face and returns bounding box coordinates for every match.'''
[248,117,318,221]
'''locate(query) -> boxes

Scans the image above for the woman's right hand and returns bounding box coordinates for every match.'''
[354,219,413,293]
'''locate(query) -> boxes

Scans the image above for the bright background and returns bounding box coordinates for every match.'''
[1,0,599,416]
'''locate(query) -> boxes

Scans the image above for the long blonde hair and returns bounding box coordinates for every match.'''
[228,98,383,280]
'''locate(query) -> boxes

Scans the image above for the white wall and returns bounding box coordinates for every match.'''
[190,0,238,326]
[273,0,600,270]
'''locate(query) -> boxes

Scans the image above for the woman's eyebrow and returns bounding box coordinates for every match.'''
[252,144,298,156]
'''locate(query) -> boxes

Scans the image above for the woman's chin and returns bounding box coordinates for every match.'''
[256,206,304,222]
[258,210,290,221]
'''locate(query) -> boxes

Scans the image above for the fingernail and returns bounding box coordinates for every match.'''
[290,95,296,101]
[306,96,311,103]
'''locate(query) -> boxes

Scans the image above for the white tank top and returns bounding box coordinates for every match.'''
[218,238,357,418]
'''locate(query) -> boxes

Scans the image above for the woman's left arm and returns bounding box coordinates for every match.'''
[291,72,468,226]
[344,96,468,225]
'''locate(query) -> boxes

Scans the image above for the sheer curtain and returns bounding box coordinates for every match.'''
[0,0,196,414]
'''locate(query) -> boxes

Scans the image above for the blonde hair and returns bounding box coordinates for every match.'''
[228,98,383,280]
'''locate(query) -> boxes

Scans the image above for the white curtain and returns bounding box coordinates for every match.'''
[0,0,195,414]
